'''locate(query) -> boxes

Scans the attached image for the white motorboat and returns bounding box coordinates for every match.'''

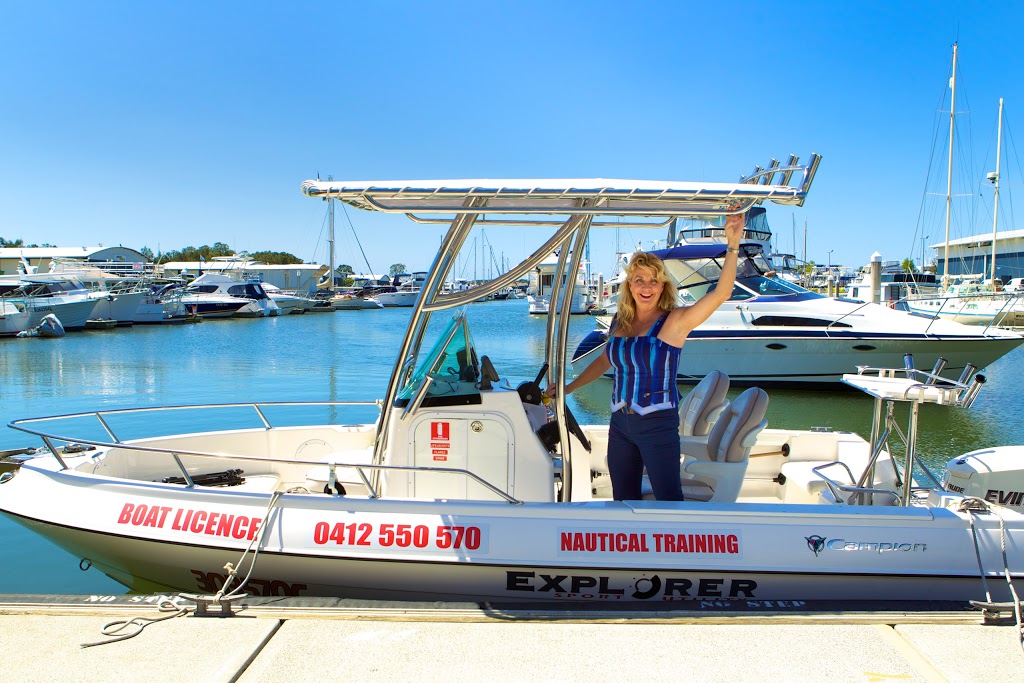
[528,253,592,314]
[4,159,1024,607]
[331,293,383,310]
[375,273,426,307]
[179,273,280,318]
[261,283,312,314]
[0,300,30,336]
[0,275,99,330]
[45,259,152,326]
[572,243,1024,388]
[903,278,1024,327]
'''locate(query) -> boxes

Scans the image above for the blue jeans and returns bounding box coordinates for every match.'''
[607,408,683,501]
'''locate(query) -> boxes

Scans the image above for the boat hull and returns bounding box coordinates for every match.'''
[2,465,1019,603]
[23,298,98,330]
[573,329,1024,387]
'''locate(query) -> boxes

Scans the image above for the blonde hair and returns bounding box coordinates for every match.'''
[617,252,678,332]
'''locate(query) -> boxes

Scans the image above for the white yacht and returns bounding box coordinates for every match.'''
[179,273,280,318]
[0,300,30,336]
[44,259,151,325]
[375,272,426,307]
[527,254,591,314]
[331,292,383,310]
[0,275,99,330]
[903,277,1024,327]
[261,283,312,315]
[572,243,1024,388]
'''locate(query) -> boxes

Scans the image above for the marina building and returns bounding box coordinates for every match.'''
[0,246,150,277]
[928,229,1024,281]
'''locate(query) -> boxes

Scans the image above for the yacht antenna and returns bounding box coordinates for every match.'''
[989,97,1003,285]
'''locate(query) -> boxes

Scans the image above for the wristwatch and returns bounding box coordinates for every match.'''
[726,247,740,254]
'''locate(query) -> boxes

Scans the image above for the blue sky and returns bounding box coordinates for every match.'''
[3,2,1024,278]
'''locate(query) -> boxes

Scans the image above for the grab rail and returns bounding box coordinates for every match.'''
[812,461,900,506]
[6,400,523,505]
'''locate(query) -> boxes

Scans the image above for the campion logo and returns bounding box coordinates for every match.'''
[805,535,826,556]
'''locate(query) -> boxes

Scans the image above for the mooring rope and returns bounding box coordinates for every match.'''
[80,599,190,648]
[959,496,1024,654]
[80,490,284,648]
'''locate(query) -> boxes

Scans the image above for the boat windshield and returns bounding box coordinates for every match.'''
[667,253,818,303]
[396,311,481,407]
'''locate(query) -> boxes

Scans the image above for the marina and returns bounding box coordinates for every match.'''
[8,8,1024,677]
[3,168,1024,617]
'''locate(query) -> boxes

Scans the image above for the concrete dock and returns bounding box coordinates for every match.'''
[1,595,1021,682]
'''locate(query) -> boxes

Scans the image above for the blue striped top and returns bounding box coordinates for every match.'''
[606,313,681,415]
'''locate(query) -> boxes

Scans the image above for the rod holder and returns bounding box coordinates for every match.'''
[960,374,986,408]
[956,363,977,386]
[925,357,947,385]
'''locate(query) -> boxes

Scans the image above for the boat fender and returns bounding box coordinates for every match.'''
[324,464,346,495]
[323,481,347,496]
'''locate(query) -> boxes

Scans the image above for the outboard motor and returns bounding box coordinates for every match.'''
[943,446,1024,510]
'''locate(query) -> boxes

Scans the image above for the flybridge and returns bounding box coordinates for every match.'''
[300,154,822,219]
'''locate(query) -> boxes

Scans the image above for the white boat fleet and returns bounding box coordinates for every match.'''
[4,159,1024,610]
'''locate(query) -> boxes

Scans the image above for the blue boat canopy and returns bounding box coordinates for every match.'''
[649,243,763,261]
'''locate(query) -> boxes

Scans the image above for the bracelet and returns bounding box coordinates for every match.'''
[726,247,739,254]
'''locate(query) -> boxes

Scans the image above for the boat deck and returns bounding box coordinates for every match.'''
[1,594,1020,682]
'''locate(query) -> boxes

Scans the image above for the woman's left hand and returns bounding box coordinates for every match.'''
[724,212,745,245]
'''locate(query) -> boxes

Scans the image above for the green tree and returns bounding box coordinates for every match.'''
[250,250,303,265]
[389,263,407,277]
[211,242,233,257]
[0,237,25,247]
[139,246,155,261]
[901,258,916,272]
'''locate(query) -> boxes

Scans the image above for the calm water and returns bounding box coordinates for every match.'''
[2,301,1023,594]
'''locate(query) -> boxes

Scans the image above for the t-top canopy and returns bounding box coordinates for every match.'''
[301,154,821,219]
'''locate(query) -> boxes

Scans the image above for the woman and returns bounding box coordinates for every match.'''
[547,212,745,500]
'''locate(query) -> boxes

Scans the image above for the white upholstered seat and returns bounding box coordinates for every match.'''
[678,370,730,437]
[679,387,769,502]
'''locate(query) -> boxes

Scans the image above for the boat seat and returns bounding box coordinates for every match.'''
[678,387,769,503]
[781,441,895,504]
[679,370,730,437]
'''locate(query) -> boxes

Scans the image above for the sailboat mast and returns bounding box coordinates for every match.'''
[943,43,958,284]
[328,191,336,292]
[327,202,335,290]
[990,97,1003,284]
